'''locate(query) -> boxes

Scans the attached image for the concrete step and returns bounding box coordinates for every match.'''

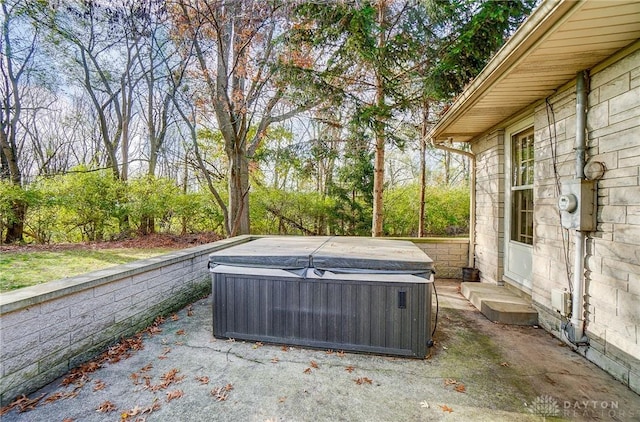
[461,282,538,326]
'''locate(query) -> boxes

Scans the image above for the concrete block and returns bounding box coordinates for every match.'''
[0,329,40,365]
[619,153,640,169]
[595,124,639,151]
[600,73,631,102]
[617,291,640,324]
[587,101,609,131]
[609,84,639,116]
[612,224,640,245]
[606,328,639,361]
[585,347,629,387]
[609,187,640,206]
[630,370,640,395]
[591,49,640,88]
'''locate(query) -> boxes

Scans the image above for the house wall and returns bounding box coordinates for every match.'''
[471,130,505,285]
[470,47,640,394]
[583,47,640,393]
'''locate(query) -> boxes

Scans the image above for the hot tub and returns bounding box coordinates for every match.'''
[209,237,434,358]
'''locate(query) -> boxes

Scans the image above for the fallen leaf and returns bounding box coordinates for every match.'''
[187,306,194,317]
[271,357,279,364]
[124,405,142,417]
[281,345,289,352]
[500,362,510,367]
[440,404,454,413]
[354,377,373,385]
[166,390,184,402]
[158,347,171,359]
[303,368,312,374]
[142,399,161,414]
[336,350,345,358]
[227,338,236,343]
[130,373,141,385]
[93,380,106,391]
[345,366,355,373]
[326,349,334,355]
[310,360,319,369]
[279,397,287,403]
[196,376,210,385]
[147,325,162,335]
[444,378,458,386]
[176,329,185,336]
[62,419,73,422]
[161,368,185,384]
[43,392,68,404]
[8,394,46,413]
[175,341,184,346]
[454,384,466,393]
[171,314,179,321]
[211,386,231,401]
[96,400,117,413]
[420,401,430,408]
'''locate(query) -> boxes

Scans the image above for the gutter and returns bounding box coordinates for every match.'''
[431,141,476,269]
[429,0,581,142]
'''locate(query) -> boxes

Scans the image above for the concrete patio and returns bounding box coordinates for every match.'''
[1,279,638,421]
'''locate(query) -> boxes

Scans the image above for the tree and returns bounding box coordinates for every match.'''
[426,0,537,100]
[34,1,148,181]
[288,0,436,236]
[171,0,319,235]
[0,0,41,243]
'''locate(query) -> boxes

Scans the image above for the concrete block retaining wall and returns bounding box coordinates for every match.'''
[408,238,470,279]
[0,235,466,405]
[0,236,252,406]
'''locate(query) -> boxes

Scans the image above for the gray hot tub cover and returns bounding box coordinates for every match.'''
[208,236,434,277]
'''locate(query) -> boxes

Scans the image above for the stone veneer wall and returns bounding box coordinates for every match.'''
[470,130,505,285]
[409,238,469,279]
[0,236,252,405]
[471,46,640,394]
[534,47,640,394]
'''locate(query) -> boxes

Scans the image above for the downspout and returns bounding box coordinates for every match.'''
[570,70,589,343]
[431,140,476,268]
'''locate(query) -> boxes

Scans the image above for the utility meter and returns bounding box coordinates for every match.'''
[559,179,596,231]
[558,194,578,213]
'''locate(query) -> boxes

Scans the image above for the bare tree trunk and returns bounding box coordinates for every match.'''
[371,0,386,237]
[419,100,430,238]
[419,137,426,238]
[0,1,34,243]
[228,148,250,236]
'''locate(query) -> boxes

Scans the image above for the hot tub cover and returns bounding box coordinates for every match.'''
[208,236,434,276]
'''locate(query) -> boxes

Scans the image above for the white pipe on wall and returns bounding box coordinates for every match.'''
[570,70,588,343]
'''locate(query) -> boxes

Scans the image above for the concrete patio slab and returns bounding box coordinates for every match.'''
[1,280,637,421]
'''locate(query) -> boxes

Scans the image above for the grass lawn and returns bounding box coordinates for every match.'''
[0,247,175,293]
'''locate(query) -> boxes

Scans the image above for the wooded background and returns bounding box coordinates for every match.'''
[1,0,535,243]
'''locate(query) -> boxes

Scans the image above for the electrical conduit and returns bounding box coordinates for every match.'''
[571,70,588,343]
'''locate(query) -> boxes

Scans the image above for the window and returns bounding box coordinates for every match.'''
[511,128,534,245]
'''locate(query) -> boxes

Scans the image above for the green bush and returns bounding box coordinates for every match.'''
[44,167,124,242]
[383,183,469,237]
